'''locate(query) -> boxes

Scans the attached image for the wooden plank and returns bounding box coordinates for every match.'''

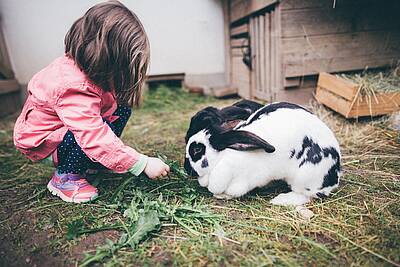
[273,87,314,105]
[231,47,243,57]
[282,31,400,66]
[315,87,353,117]
[230,38,249,48]
[222,0,232,86]
[0,79,20,95]
[280,0,366,10]
[265,12,271,98]
[230,0,278,23]
[317,72,358,100]
[0,26,14,79]
[249,17,256,99]
[284,77,301,88]
[230,24,249,37]
[285,54,400,78]
[146,73,185,82]
[259,14,267,98]
[211,86,238,97]
[274,3,283,95]
[251,0,278,14]
[270,8,276,98]
[0,63,14,79]
[255,16,261,96]
[347,93,400,117]
[280,0,331,10]
[280,0,399,11]
[281,4,400,38]
[230,0,250,23]
[232,56,251,99]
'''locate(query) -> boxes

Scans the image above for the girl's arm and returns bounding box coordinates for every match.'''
[54,84,143,174]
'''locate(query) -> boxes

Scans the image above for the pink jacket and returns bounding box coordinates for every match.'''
[13,55,141,173]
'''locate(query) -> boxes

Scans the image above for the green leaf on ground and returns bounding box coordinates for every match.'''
[126,210,160,248]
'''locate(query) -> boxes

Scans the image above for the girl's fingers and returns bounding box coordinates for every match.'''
[162,170,168,176]
[163,165,170,173]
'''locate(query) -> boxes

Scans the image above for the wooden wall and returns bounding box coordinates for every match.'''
[229,0,281,101]
[227,0,400,104]
[249,7,282,102]
[280,0,400,86]
[230,23,251,98]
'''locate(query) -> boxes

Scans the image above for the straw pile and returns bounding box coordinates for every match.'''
[338,66,400,96]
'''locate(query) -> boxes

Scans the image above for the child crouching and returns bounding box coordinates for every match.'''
[13,1,170,203]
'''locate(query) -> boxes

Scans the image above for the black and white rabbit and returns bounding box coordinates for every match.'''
[184,101,341,206]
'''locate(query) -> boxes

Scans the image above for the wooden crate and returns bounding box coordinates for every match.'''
[316,72,400,118]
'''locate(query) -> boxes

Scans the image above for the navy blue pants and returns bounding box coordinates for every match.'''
[57,106,132,174]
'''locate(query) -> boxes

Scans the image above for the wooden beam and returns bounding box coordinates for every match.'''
[230,0,278,23]
[0,79,19,95]
[284,77,301,88]
[315,87,353,117]
[0,62,14,79]
[232,55,251,99]
[211,86,238,98]
[222,0,232,85]
[281,4,400,38]
[284,54,399,78]
[230,23,249,37]
[282,30,400,77]
[146,73,185,82]
[230,38,248,48]
[317,72,358,101]
[0,26,14,79]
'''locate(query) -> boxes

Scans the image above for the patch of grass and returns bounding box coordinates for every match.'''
[0,86,399,266]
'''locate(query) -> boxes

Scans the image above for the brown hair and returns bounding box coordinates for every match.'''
[65,1,149,106]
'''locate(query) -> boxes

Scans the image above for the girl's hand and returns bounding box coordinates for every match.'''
[144,157,170,179]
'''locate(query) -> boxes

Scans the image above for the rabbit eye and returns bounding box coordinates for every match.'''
[189,142,206,162]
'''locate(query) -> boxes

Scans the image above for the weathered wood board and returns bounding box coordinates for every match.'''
[230,0,278,23]
[281,4,400,38]
[232,56,251,99]
[283,31,400,77]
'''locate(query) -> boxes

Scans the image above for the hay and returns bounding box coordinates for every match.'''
[338,66,400,96]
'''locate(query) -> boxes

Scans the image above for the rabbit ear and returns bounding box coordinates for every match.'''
[220,106,252,121]
[232,99,264,113]
[185,107,223,143]
[209,127,275,153]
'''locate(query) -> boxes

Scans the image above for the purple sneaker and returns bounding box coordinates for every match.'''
[47,171,98,203]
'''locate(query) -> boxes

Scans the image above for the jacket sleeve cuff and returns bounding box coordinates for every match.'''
[128,154,148,176]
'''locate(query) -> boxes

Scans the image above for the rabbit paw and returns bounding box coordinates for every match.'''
[198,175,209,187]
[270,192,310,206]
[214,193,233,200]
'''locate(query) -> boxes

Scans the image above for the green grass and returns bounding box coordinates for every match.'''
[0,86,399,266]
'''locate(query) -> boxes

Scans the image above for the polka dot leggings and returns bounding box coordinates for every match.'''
[56,105,132,174]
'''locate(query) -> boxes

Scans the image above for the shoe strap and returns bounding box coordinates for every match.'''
[58,173,83,182]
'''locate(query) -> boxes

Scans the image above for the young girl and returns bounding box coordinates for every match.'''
[13,1,170,203]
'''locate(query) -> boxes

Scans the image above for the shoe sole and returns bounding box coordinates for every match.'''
[47,181,98,203]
